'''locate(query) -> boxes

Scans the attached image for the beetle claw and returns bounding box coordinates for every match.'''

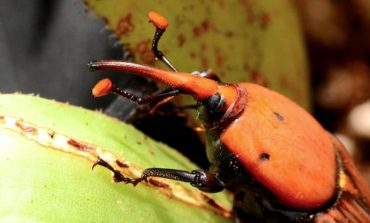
[92,156,140,185]
[112,170,137,185]
[92,157,109,171]
[130,177,146,186]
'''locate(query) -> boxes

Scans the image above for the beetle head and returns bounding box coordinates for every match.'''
[89,61,246,130]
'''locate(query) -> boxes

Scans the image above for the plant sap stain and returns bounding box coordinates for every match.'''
[148,179,170,188]
[116,160,129,168]
[15,121,37,133]
[67,139,94,152]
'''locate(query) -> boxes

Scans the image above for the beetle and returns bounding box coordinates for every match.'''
[88,11,370,222]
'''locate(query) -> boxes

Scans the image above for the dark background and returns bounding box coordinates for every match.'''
[0,1,121,109]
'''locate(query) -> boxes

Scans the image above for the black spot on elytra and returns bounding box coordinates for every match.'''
[260,153,270,161]
[273,112,284,121]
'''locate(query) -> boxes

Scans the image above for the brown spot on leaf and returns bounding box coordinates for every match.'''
[0,116,4,124]
[201,43,207,51]
[115,14,134,36]
[215,48,224,68]
[135,40,155,65]
[239,0,255,22]
[189,52,197,59]
[67,139,94,152]
[201,58,209,68]
[193,20,212,37]
[193,26,202,37]
[140,51,155,64]
[148,178,170,188]
[178,33,186,47]
[259,12,270,29]
[202,20,211,32]
[216,0,225,8]
[15,121,36,133]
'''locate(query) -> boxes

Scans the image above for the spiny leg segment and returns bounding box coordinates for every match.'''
[92,157,225,192]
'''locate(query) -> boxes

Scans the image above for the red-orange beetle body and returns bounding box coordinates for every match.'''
[88,11,370,222]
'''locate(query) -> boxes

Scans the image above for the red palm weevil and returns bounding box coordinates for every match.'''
[88,11,370,222]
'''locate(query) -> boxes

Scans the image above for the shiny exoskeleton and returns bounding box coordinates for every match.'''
[89,11,370,222]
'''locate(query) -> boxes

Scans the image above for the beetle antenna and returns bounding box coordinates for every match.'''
[92,78,180,104]
[148,11,177,72]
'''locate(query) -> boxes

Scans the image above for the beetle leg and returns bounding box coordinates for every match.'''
[92,157,140,185]
[135,168,225,193]
[148,19,181,107]
[91,158,224,191]
[151,27,177,71]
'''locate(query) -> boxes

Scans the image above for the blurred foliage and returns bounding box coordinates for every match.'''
[293,0,370,186]
[84,0,310,108]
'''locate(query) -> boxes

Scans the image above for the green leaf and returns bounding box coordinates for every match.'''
[84,0,310,108]
[0,94,232,222]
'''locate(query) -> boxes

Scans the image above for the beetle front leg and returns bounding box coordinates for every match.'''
[92,157,140,185]
[92,157,224,192]
[135,168,225,193]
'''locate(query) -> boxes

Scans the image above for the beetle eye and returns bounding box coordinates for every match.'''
[205,93,223,111]
[200,93,226,123]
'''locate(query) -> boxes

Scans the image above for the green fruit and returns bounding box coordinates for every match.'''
[0,94,232,223]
